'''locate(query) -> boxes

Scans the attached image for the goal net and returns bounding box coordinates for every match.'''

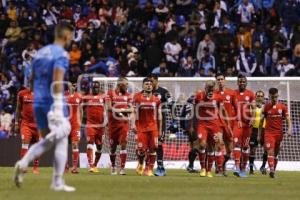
[79,75,300,171]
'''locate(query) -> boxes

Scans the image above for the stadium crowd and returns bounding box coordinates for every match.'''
[1,0,300,134]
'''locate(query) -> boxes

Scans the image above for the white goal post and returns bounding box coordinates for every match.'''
[78,76,300,171]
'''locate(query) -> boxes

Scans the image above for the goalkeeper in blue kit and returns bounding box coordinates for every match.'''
[14,22,75,192]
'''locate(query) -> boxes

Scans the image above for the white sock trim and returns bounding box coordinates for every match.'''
[22,144,29,149]
[87,144,94,149]
[120,150,127,154]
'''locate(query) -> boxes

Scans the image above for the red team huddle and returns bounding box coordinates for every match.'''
[15,74,292,178]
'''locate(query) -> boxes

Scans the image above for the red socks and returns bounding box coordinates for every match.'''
[120,150,127,169]
[198,150,206,170]
[233,148,241,170]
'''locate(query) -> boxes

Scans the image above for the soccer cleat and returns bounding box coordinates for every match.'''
[111,167,117,175]
[14,161,25,188]
[136,164,144,176]
[222,171,228,177]
[233,169,240,177]
[269,171,275,178]
[186,166,199,173]
[260,167,267,175]
[50,184,76,192]
[239,171,248,178]
[155,166,166,176]
[33,167,39,175]
[199,169,206,177]
[144,169,154,177]
[249,169,254,175]
[119,168,126,175]
[71,168,79,174]
[206,171,213,178]
[89,167,100,173]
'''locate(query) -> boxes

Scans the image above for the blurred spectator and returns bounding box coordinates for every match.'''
[152,59,169,76]
[69,42,82,66]
[197,34,215,61]
[199,47,216,76]
[237,26,252,50]
[164,37,182,76]
[237,0,255,25]
[236,47,257,76]
[178,55,195,77]
[277,56,295,77]
[0,105,13,136]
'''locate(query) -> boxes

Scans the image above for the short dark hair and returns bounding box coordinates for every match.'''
[215,72,225,79]
[147,74,158,80]
[143,77,153,83]
[269,88,278,95]
[237,74,246,79]
[54,21,74,39]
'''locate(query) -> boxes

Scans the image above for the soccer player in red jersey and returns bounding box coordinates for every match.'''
[106,77,133,175]
[214,73,236,176]
[15,86,40,174]
[258,88,292,178]
[193,81,230,177]
[65,83,82,174]
[133,78,162,176]
[232,74,256,177]
[83,81,107,173]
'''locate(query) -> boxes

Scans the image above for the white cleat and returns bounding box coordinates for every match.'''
[111,167,117,175]
[50,184,76,192]
[14,161,25,188]
[119,169,126,175]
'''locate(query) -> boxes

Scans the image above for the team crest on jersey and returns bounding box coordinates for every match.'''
[278,109,282,114]
[234,137,238,143]
[245,96,250,101]
[99,99,103,103]
[157,94,162,100]
[226,95,230,101]
[124,96,128,101]
[76,98,80,103]
[212,100,217,106]
[198,133,202,139]
[266,143,271,148]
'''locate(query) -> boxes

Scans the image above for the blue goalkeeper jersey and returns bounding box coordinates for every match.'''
[32,44,69,129]
[32,44,69,105]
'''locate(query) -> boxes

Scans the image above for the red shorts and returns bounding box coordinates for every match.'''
[136,130,158,150]
[233,122,252,147]
[21,123,39,143]
[197,124,222,145]
[264,133,283,151]
[86,127,104,145]
[109,125,129,145]
[69,126,80,142]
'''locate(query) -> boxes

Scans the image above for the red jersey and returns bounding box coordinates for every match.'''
[263,102,288,134]
[66,92,82,128]
[133,92,160,132]
[83,94,106,125]
[214,88,237,120]
[18,88,36,127]
[195,91,222,126]
[107,89,132,127]
[234,89,255,123]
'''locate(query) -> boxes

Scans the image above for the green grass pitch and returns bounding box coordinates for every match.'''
[1,168,300,200]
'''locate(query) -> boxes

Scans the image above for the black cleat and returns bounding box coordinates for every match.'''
[186,166,199,173]
[269,171,275,178]
[249,169,254,175]
[260,167,267,175]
